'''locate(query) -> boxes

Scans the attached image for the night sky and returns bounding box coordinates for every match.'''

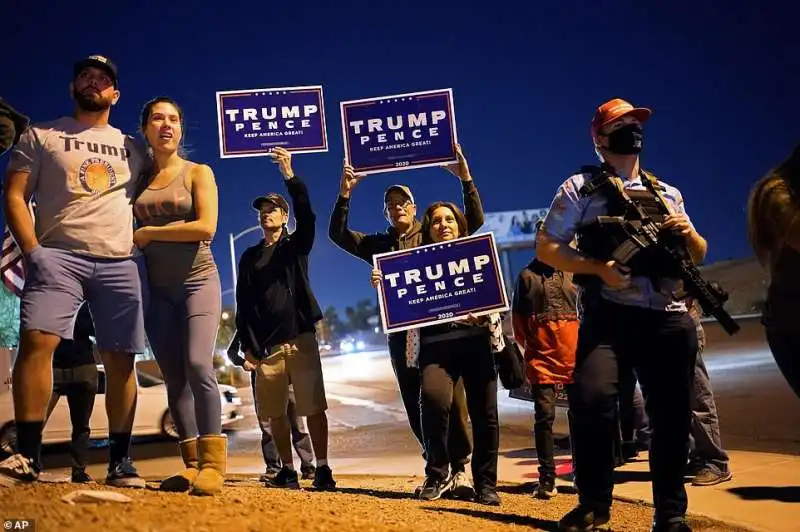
[3,0,797,311]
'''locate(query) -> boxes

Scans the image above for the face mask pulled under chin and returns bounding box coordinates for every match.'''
[605,124,644,155]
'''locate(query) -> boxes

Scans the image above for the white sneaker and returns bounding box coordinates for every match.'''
[448,470,476,500]
[0,454,39,487]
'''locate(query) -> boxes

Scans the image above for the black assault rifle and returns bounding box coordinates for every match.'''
[578,171,740,336]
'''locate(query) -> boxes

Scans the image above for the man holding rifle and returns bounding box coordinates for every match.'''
[537,98,712,532]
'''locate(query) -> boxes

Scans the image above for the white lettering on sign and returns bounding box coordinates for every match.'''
[383,254,490,299]
[350,110,447,146]
[226,104,318,133]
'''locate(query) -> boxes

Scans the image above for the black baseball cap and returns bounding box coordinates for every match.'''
[252,193,289,213]
[73,55,118,87]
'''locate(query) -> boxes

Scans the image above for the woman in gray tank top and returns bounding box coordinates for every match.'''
[133,97,226,496]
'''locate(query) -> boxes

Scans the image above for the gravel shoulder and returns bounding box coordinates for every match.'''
[0,474,751,532]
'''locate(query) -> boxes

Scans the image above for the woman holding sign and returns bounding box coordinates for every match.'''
[371,201,501,506]
[334,144,482,500]
[133,96,227,496]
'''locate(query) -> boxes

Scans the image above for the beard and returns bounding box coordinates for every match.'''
[72,86,113,112]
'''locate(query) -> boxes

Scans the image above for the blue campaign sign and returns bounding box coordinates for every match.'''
[340,88,458,175]
[215,85,328,159]
[373,232,509,334]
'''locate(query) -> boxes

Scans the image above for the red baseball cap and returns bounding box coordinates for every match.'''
[591,98,652,140]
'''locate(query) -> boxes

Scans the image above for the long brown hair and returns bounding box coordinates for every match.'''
[747,143,800,267]
[421,201,468,245]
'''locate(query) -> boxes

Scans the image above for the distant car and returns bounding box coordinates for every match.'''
[339,338,366,353]
[0,363,243,455]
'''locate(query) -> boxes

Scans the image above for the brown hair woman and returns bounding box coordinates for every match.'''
[747,143,800,398]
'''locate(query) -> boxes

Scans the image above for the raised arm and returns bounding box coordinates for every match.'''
[328,162,382,264]
[266,147,315,255]
[443,144,485,233]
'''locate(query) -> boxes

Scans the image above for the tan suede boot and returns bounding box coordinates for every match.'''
[160,438,199,492]
[190,434,227,496]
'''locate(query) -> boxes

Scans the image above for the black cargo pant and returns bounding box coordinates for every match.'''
[44,364,98,470]
[569,299,697,522]
[418,333,498,489]
[388,333,472,470]
[532,384,558,479]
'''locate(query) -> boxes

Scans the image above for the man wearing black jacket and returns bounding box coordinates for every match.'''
[327,144,483,499]
[234,147,334,491]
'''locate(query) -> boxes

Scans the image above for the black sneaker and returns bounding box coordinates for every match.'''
[691,466,732,487]
[652,517,692,531]
[106,457,145,489]
[622,441,639,461]
[265,466,300,489]
[418,475,451,501]
[311,465,336,491]
[301,464,316,480]
[475,486,501,506]
[71,467,93,483]
[0,454,39,487]
[535,477,558,499]
[558,505,611,532]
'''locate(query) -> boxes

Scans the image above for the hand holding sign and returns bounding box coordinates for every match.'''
[269,147,294,179]
[464,313,482,325]
[443,144,472,182]
[370,268,382,288]
[340,161,366,199]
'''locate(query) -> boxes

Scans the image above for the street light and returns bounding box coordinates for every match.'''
[228,225,262,310]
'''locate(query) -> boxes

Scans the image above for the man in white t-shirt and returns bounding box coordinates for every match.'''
[1,55,148,488]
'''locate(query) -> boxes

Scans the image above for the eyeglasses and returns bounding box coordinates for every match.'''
[385,199,412,210]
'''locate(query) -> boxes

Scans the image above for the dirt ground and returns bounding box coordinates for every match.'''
[0,474,750,532]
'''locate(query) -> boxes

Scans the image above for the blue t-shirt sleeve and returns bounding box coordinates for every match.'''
[661,182,696,231]
[541,175,584,244]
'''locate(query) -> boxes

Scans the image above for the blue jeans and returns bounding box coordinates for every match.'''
[688,352,729,472]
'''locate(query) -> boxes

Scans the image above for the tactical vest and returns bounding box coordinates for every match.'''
[574,165,680,288]
[526,260,579,322]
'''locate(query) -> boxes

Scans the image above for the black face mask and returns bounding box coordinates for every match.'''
[605,124,644,155]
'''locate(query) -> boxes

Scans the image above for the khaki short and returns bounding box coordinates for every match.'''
[253,332,328,419]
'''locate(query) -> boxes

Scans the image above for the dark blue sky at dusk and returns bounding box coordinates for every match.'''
[4,1,798,312]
